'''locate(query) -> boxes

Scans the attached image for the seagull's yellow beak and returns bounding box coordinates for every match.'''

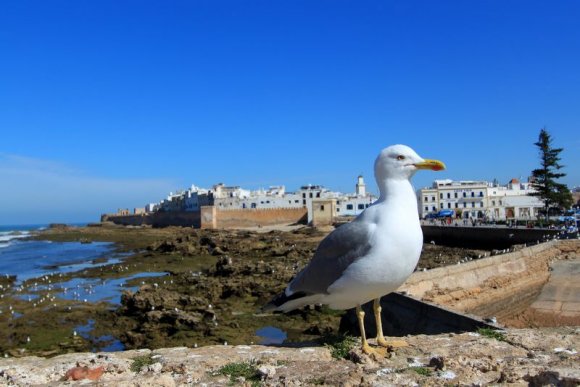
[414,159,446,171]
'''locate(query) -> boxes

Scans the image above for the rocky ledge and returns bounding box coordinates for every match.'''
[0,327,577,386]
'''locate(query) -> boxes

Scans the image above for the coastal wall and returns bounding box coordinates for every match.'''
[102,212,202,228]
[103,207,307,229]
[422,225,561,249]
[400,239,580,320]
[211,207,307,229]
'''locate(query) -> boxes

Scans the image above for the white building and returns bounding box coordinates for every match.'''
[149,176,378,223]
[419,178,544,221]
[420,179,488,219]
[487,178,544,220]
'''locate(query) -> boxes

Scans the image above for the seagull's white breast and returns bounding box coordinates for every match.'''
[324,194,423,309]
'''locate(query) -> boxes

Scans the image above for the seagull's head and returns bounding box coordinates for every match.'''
[374,144,446,181]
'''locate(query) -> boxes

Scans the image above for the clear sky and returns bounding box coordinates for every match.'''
[1,1,579,225]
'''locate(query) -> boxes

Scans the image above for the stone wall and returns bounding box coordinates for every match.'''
[102,212,202,228]
[422,225,561,249]
[103,207,307,229]
[1,329,578,386]
[311,199,336,227]
[212,207,307,229]
[400,240,580,320]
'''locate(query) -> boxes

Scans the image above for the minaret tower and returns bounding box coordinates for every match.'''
[356,175,366,196]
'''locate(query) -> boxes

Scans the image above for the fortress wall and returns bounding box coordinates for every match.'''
[213,207,307,228]
[103,212,201,228]
[400,240,580,319]
[422,225,561,249]
[103,207,307,229]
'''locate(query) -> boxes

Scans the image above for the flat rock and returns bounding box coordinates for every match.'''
[0,328,577,386]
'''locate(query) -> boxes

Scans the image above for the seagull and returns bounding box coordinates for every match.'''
[263,145,445,355]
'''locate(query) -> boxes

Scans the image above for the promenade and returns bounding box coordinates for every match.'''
[530,258,580,321]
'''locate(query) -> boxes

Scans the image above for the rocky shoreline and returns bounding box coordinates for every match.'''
[1,224,493,357]
[1,223,578,385]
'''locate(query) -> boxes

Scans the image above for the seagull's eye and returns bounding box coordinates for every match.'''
[396,155,405,161]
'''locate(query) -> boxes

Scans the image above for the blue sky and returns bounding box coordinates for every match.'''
[1,1,579,224]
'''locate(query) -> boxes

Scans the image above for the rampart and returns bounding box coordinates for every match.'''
[400,239,580,320]
[422,224,562,249]
[102,207,307,229]
[202,207,307,229]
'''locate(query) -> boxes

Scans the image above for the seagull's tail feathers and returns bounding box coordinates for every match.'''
[262,291,311,313]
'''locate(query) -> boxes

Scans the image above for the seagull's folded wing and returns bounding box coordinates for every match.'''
[288,220,374,296]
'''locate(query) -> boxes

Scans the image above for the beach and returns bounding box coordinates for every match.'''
[0,223,495,358]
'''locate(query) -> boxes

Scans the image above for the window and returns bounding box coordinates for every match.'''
[447,193,451,199]
[346,204,353,210]
[320,205,325,211]
[447,203,451,209]
[316,192,320,198]
[295,200,299,203]
[492,200,496,206]
[431,196,435,201]
[358,204,365,210]
[480,202,484,207]
[302,193,306,198]
[425,206,429,211]
[337,201,341,205]
[424,197,428,202]
[251,203,257,208]
[463,203,467,208]
[440,203,444,209]
[479,191,484,197]
[471,192,475,197]
[455,203,458,208]
[463,192,466,198]
[432,206,436,211]
[471,202,475,207]
[454,192,458,198]
[499,200,503,205]
[440,193,443,199]
[303,199,306,205]
[309,193,313,198]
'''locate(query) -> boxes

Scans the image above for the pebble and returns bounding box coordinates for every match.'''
[439,370,456,380]
[258,365,276,378]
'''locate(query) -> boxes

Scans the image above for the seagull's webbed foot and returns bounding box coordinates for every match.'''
[376,337,409,349]
[373,298,409,351]
[361,341,387,358]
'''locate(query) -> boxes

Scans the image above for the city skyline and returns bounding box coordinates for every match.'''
[1,1,579,224]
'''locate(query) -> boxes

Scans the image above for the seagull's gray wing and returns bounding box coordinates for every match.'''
[288,220,374,296]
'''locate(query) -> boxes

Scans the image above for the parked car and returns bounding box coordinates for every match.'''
[437,209,455,218]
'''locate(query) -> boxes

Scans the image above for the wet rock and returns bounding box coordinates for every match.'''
[214,256,234,275]
[429,355,445,370]
[199,236,216,248]
[210,246,225,256]
[302,325,322,335]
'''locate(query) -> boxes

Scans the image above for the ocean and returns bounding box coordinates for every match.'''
[0,224,166,301]
[0,224,165,353]
[0,224,117,284]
